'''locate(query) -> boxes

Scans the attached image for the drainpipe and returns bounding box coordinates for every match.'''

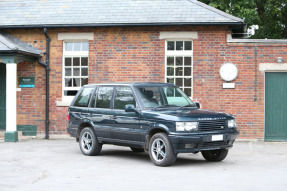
[37,28,50,139]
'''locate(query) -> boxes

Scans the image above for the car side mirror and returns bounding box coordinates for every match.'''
[195,102,200,109]
[125,104,137,113]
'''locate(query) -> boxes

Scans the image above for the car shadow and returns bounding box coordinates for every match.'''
[99,149,209,166]
[174,157,208,166]
[99,149,150,162]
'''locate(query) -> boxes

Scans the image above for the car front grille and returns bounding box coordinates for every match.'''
[198,120,227,131]
[201,141,226,148]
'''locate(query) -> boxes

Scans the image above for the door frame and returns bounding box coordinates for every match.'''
[0,63,6,130]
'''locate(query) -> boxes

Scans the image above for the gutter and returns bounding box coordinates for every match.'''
[0,50,40,57]
[37,28,50,139]
[0,22,245,29]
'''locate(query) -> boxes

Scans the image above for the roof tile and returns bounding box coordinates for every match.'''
[0,0,243,27]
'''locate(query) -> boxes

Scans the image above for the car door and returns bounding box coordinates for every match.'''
[88,86,114,140]
[110,86,144,144]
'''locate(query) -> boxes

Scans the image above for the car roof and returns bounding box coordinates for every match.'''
[83,82,175,87]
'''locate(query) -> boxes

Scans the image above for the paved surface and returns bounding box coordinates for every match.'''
[0,139,287,191]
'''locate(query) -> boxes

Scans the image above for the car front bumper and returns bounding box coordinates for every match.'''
[168,129,239,154]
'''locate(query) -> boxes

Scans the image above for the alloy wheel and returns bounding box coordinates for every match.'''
[151,138,166,162]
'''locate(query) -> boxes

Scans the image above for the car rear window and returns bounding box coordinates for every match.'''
[95,86,114,109]
[73,87,94,107]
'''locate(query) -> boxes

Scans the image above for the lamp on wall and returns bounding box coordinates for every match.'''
[277,57,283,63]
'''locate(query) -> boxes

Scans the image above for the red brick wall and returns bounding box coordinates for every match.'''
[5,26,287,139]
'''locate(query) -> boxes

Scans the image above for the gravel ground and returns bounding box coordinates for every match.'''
[0,139,286,191]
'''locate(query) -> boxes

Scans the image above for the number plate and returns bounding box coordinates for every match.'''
[212,134,223,141]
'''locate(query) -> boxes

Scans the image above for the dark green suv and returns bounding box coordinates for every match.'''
[67,83,239,166]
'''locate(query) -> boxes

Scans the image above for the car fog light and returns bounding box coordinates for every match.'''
[185,143,195,149]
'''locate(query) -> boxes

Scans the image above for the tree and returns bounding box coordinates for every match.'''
[199,0,287,39]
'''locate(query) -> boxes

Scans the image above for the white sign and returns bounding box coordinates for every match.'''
[223,83,235,89]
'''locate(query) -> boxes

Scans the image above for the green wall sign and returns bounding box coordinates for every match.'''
[19,77,35,88]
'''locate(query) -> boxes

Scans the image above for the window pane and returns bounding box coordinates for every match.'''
[184,88,191,97]
[82,42,89,51]
[184,41,192,50]
[81,78,88,86]
[114,87,136,110]
[184,57,191,66]
[73,68,80,76]
[65,42,73,51]
[81,68,88,76]
[176,57,183,66]
[184,67,191,76]
[167,78,174,84]
[74,42,81,51]
[73,78,80,87]
[176,78,183,87]
[65,68,71,76]
[167,57,174,66]
[73,88,94,107]
[175,67,183,76]
[176,41,183,50]
[167,41,174,50]
[65,58,72,66]
[81,57,88,66]
[73,57,80,66]
[167,67,174,76]
[184,78,191,87]
[96,87,114,108]
[65,78,72,87]
[64,90,78,96]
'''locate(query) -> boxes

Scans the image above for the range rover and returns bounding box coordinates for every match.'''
[67,83,239,166]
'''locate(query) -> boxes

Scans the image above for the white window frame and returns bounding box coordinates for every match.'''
[62,41,89,104]
[56,33,93,106]
[165,39,194,99]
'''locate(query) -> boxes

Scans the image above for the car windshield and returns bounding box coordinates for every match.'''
[134,85,195,109]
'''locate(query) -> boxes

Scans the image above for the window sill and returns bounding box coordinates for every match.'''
[56,99,73,107]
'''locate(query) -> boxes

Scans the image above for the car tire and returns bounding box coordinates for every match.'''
[201,149,228,162]
[130,147,145,152]
[79,127,102,156]
[148,133,176,167]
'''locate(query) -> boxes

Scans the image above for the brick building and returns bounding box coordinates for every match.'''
[0,0,287,142]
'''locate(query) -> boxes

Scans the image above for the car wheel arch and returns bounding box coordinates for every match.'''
[145,126,170,151]
[76,122,95,141]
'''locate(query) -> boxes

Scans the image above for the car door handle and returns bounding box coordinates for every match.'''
[112,115,117,119]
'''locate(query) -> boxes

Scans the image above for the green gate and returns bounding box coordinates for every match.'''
[0,63,6,130]
[265,72,287,141]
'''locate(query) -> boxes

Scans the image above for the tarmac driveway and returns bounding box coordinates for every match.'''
[0,139,286,191]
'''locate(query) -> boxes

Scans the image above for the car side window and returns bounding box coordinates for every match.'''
[114,86,136,110]
[95,86,114,109]
[73,87,94,107]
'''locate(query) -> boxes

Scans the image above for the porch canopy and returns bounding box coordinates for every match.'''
[0,33,41,142]
[0,33,41,63]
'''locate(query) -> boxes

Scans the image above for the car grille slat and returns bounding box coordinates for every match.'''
[201,141,226,148]
[199,120,227,131]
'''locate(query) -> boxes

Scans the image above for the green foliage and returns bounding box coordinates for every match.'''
[199,0,287,39]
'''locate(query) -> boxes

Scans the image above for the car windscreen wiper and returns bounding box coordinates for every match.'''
[178,104,196,110]
[151,104,178,110]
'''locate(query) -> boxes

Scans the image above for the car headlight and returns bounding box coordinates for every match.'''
[228,119,236,128]
[176,122,198,131]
